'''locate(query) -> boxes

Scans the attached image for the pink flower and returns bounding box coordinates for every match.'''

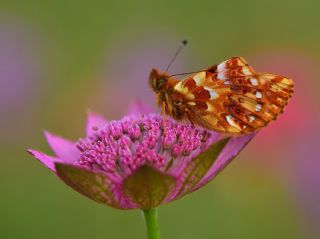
[28,104,254,209]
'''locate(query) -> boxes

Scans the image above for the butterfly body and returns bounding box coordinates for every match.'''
[149,57,294,134]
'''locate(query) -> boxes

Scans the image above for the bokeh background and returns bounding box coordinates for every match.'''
[1,1,319,238]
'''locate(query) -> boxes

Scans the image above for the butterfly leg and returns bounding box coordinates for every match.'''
[162,101,167,135]
[186,111,195,127]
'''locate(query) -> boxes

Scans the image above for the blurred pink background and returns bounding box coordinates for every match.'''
[0,1,319,238]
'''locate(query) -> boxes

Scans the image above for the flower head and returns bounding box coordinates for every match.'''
[28,103,254,209]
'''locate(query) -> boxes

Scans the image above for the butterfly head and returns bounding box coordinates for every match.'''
[149,68,170,93]
[149,68,185,120]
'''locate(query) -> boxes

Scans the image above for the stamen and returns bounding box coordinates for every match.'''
[76,114,216,178]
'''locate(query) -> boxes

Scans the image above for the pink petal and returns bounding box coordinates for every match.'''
[126,100,153,115]
[27,149,61,172]
[169,137,230,201]
[44,131,80,163]
[195,133,256,190]
[86,110,108,136]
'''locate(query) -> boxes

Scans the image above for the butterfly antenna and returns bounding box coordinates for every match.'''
[165,40,188,71]
[169,70,203,77]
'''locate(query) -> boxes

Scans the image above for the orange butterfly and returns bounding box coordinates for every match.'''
[149,57,294,134]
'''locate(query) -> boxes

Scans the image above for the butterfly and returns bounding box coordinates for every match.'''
[149,56,294,134]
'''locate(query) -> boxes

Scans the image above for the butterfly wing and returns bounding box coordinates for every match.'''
[173,57,294,134]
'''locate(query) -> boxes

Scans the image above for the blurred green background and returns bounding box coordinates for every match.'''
[1,0,319,238]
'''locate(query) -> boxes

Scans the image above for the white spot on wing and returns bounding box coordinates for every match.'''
[226,114,241,130]
[226,115,233,125]
[249,115,255,123]
[193,72,206,86]
[217,62,226,72]
[187,102,196,106]
[174,82,188,94]
[256,91,262,98]
[204,86,218,100]
[250,78,258,86]
[242,67,251,75]
[217,72,227,80]
[256,104,262,112]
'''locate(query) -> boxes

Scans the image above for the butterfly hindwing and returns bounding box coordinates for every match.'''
[173,57,293,134]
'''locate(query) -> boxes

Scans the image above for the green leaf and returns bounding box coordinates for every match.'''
[55,163,122,209]
[122,165,176,209]
[177,137,231,197]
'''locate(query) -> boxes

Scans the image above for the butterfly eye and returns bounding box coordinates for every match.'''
[156,78,165,90]
[149,69,167,93]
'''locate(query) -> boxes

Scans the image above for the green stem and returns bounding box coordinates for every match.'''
[142,208,160,239]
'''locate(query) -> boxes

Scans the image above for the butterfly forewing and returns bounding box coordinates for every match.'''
[172,57,293,134]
